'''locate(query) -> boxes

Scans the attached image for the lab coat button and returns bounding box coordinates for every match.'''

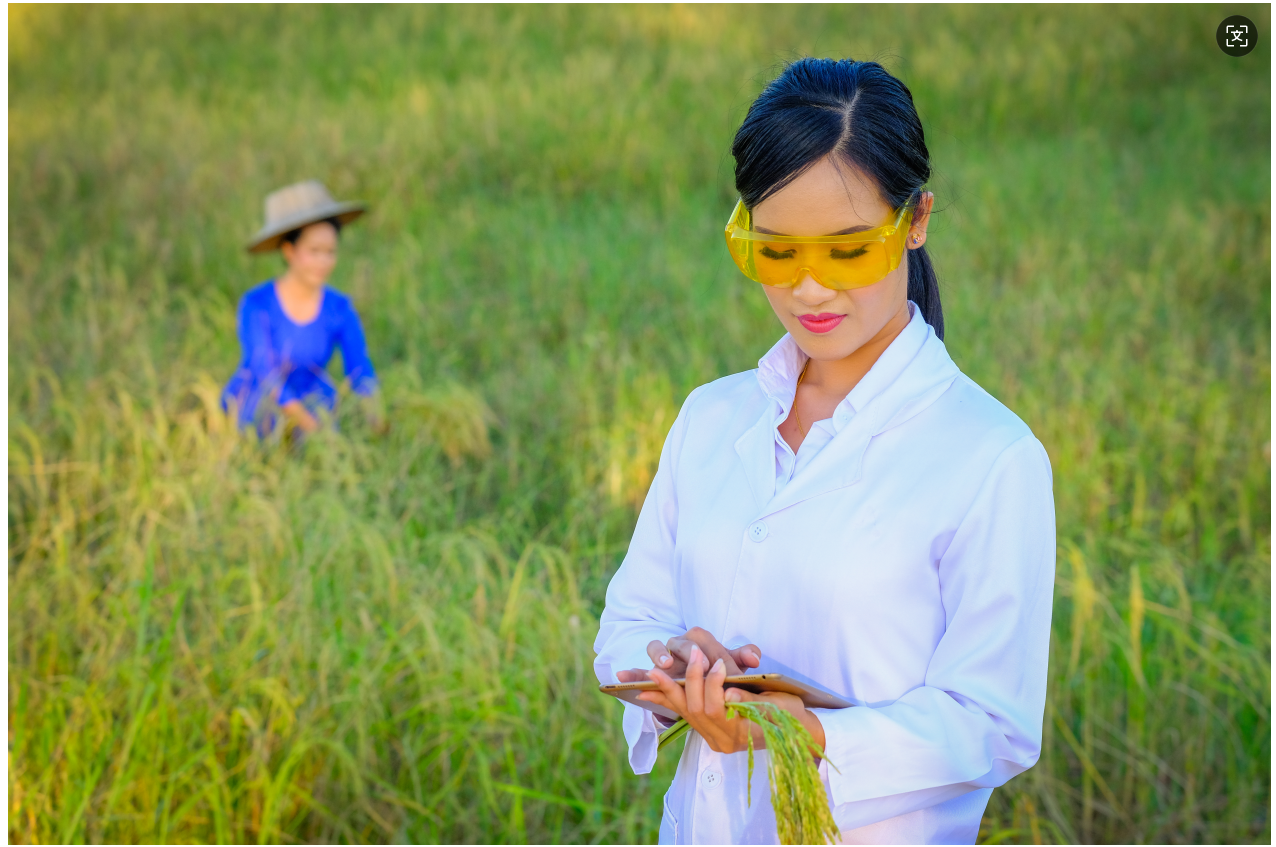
[702,769,724,791]
[748,521,769,542]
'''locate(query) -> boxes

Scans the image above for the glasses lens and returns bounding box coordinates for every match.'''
[750,238,807,287]
[725,232,762,283]
[727,237,893,289]
[810,240,891,290]
[724,203,912,290]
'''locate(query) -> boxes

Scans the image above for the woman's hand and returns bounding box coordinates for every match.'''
[281,399,320,434]
[356,391,391,436]
[614,627,761,682]
[637,645,826,756]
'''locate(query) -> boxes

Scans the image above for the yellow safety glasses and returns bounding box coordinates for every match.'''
[723,199,915,290]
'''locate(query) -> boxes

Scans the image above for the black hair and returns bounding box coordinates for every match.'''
[280,216,343,248]
[732,58,943,339]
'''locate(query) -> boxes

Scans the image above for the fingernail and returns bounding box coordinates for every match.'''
[690,646,702,661]
[712,658,725,673]
[745,649,758,662]
[659,655,672,666]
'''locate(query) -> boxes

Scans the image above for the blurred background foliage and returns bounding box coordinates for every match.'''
[8,4,1270,843]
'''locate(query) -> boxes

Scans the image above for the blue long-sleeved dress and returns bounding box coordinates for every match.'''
[222,280,377,431]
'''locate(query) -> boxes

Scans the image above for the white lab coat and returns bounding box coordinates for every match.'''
[593,304,1056,844]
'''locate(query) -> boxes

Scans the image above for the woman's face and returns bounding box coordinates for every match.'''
[751,156,932,362]
[281,221,339,289]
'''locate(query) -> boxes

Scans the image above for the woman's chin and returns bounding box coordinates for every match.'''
[791,326,864,360]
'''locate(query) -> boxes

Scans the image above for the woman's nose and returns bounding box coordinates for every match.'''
[793,271,836,304]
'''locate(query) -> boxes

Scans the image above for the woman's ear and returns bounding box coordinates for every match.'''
[907,191,934,250]
[280,241,295,266]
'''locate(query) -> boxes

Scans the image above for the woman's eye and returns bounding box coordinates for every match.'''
[759,246,795,260]
[830,246,869,260]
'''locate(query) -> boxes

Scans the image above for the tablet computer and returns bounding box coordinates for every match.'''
[599,674,852,721]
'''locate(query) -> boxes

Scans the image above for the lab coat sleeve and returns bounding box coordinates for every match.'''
[592,385,707,774]
[811,434,1056,830]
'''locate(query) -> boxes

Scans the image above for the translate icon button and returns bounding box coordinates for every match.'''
[1217,15,1258,56]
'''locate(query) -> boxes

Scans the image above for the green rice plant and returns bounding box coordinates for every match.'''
[384,376,496,464]
[656,706,839,845]
[731,704,840,846]
[656,718,694,754]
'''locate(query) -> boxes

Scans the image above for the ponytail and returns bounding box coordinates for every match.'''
[906,244,943,341]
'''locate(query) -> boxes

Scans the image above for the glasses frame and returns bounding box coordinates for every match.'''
[723,198,917,290]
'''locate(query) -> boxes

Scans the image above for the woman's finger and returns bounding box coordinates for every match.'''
[681,649,735,753]
[728,643,762,669]
[664,636,698,665]
[637,689,677,711]
[646,640,676,671]
[756,691,803,713]
[723,686,763,703]
[704,658,727,720]
[683,646,708,716]
[719,688,772,752]
[648,667,689,715]
[682,628,745,675]
[704,667,752,755]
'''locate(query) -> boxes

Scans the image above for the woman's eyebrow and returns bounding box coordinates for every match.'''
[754,224,873,235]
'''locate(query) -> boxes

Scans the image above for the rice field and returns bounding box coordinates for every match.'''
[8,5,1270,843]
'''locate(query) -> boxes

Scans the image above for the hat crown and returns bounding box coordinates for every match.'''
[264,180,338,228]
[246,179,364,253]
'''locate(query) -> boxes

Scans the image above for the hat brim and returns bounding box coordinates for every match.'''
[246,202,367,253]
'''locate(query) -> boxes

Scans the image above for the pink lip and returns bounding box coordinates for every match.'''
[797,313,845,334]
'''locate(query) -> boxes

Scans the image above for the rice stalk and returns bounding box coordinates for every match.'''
[388,381,495,464]
[656,704,840,846]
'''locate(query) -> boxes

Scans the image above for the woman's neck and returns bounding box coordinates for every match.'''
[804,300,911,399]
[274,272,325,324]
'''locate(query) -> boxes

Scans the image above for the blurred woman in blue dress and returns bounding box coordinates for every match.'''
[222,180,379,436]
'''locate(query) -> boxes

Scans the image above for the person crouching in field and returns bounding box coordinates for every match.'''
[222,180,381,437]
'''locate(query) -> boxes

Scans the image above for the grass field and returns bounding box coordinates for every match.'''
[8,5,1271,843]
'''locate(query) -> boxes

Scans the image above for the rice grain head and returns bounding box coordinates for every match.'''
[658,705,840,846]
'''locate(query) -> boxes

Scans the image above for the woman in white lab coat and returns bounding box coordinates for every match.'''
[593,58,1056,845]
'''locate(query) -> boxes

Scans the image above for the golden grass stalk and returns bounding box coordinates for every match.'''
[389,381,495,464]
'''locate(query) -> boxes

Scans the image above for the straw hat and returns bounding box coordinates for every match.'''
[246,179,366,253]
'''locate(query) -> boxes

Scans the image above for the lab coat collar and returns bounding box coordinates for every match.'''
[735,304,961,516]
[755,335,806,415]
